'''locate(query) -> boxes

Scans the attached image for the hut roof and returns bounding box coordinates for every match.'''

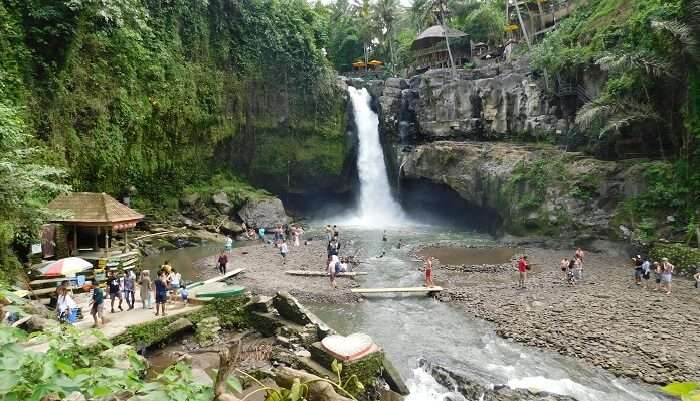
[411,25,468,50]
[47,192,144,225]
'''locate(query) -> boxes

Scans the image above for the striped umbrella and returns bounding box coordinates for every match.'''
[38,257,93,277]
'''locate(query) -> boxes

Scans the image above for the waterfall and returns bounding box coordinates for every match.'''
[347,87,404,227]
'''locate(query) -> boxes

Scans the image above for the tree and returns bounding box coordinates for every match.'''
[373,0,401,74]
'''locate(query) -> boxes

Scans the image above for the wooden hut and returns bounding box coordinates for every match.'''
[411,25,471,73]
[46,192,144,257]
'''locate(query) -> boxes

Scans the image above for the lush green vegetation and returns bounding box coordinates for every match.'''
[0,0,348,273]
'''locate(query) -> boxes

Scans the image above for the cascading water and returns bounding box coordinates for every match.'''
[347,86,405,226]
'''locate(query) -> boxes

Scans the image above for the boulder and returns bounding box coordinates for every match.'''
[22,316,58,332]
[101,344,148,371]
[237,197,288,229]
[211,191,232,214]
[181,192,201,207]
[220,219,243,235]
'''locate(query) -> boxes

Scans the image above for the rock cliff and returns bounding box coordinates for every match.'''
[399,141,648,237]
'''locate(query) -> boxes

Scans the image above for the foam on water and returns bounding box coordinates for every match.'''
[405,367,466,401]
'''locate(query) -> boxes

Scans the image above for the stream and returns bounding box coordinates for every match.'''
[305,227,667,401]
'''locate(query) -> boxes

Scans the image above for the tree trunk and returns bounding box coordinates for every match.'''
[439,8,457,79]
[535,0,546,33]
[213,341,242,401]
[514,2,531,49]
[274,367,354,401]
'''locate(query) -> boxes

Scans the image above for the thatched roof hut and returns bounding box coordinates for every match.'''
[411,25,468,50]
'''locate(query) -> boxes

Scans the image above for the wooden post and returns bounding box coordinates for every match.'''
[105,227,110,256]
[96,226,100,251]
[73,225,78,256]
[125,229,129,249]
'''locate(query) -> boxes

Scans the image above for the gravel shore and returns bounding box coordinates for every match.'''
[195,240,362,304]
[433,246,700,385]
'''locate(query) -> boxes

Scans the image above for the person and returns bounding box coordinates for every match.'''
[560,258,569,281]
[280,239,289,265]
[660,257,674,295]
[396,239,403,249]
[694,270,700,289]
[517,255,529,289]
[161,260,173,276]
[332,225,339,238]
[566,259,576,286]
[328,254,339,289]
[107,271,123,313]
[327,238,340,258]
[139,270,153,309]
[573,256,583,282]
[224,236,233,253]
[154,272,169,316]
[56,286,78,324]
[382,230,387,242]
[424,257,434,287]
[653,261,663,291]
[641,257,652,289]
[169,268,181,302]
[180,283,189,305]
[325,225,333,242]
[258,227,266,243]
[123,270,135,310]
[90,280,107,328]
[294,226,303,247]
[575,247,585,266]
[217,251,228,274]
[633,255,644,285]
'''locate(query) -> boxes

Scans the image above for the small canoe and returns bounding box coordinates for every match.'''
[195,285,246,299]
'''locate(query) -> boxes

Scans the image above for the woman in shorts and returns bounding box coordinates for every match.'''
[424,258,434,287]
[154,272,169,316]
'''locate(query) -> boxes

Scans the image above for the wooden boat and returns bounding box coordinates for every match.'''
[195,285,246,299]
[186,268,245,289]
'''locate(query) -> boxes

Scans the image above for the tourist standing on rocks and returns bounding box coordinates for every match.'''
[217,251,228,274]
[660,257,675,295]
[560,257,569,281]
[424,257,434,287]
[139,270,152,309]
[575,247,585,265]
[280,239,289,265]
[641,257,652,289]
[517,255,529,289]
[653,261,663,291]
[56,286,78,324]
[327,237,340,258]
[566,258,576,286]
[169,268,181,302]
[90,279,107,327]
[123,270,135,310]
[325,225,333,241]
[333,225,339,238]
[107,271,123,313]
[633,255,644,285]
[161,260,172,274]
[154,272,168,316]
[328,254,339,289]
[224,235,233,253]
[258,227,266,243]
[573,257,583,281]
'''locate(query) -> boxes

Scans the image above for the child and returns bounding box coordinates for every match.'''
[180,282,189,305]
[424,257,434,287]
[280,240,289,265]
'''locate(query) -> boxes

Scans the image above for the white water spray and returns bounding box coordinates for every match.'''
[347,86,405,227]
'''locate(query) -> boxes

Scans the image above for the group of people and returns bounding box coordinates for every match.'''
[558,247,585,286]
[632,255,676,294]
[88,261,189,328]
[326,225,352,288]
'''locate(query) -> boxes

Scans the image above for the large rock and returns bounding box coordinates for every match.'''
[422,360,578,401]
[400,141,648,238]
[237,197,288,229]
[101,344,148,371]
[211,191,232,214]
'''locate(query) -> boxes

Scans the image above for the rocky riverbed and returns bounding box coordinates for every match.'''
[195,239,363,304]
[430,244,700,385]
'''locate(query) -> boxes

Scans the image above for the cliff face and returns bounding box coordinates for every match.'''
[360,62,651,238]
[399,141,648,237]
[377,61,567,143]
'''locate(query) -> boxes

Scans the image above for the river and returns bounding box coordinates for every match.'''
[305,227,667,401]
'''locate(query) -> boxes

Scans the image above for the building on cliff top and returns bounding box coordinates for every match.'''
[410,25,471,74]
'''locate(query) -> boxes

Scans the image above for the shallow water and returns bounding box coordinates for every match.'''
[141,245,224,283]
[307,226,667,401]
[417,246,521,265]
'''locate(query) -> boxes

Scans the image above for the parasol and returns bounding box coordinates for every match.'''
[38,257,93,277]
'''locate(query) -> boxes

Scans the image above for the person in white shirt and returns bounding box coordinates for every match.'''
[56,286,77,324]
[280,240,289,265]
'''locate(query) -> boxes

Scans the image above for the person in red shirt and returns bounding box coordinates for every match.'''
[518,255,529,289]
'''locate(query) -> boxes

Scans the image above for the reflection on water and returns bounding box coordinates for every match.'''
[417,246,521,265]
[141,245,223,282]
[307,227,666,401]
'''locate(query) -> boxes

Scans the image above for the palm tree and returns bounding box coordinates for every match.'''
[432,0,457,79]
[373,0,401,74]
[409,0,435,32]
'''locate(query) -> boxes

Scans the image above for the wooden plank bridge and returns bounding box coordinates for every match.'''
[351,286,443,294]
